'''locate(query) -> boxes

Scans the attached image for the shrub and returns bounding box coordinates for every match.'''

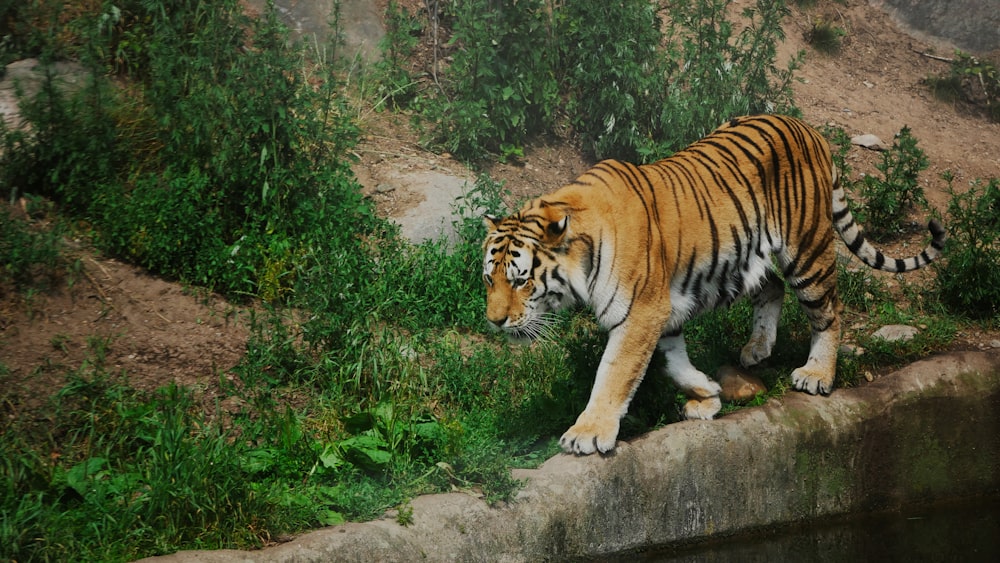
[0,204,63,289]
[0,0,377,297]
[425,0,800,162]
[855,125,929,241]
[370,0,422,111]
[926,52,1000,122]
[556,0,668,161]
[936,175,1000,319]
[424,0,559,161]
[805,19,846,54]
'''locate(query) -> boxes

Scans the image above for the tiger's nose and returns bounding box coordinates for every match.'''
[488,315,508,328]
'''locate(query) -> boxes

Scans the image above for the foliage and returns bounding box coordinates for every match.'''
[805,19,846,54]
[424,0,558,162]
[568,0,800,162]
[854,126,929,241]
[0,371,292,562]
[0,204,63,289]
[426,0,800,162]
[935,175,1000,319]
[926,52,1000,122]
[370,0,423,110]
[0,0,376,297]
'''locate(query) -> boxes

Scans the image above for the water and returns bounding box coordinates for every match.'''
[623,498,1000,562]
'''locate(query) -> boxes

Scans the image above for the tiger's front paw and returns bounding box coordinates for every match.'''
[681,382,722,420]
[559,412,620,455]
[682,395,722,420]
[791,367,834,395]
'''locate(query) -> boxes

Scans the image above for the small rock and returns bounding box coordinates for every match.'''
[851,133,887,151]
[840,343,865,357]
[872,324,919,342]
[375,183,395,194]
[862,80,875,88]
[716,365,767,402]
[991,340,1000,349]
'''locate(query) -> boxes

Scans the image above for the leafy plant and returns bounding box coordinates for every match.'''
[424,0,559,161]
[0,0,377,298]
[927,52,1000,122]
[935,175,1000,319]
[558,0,800,161]
[855,126,929,241]
[805,19,846,54]
[370,0,422,111]
[0,205,63,289]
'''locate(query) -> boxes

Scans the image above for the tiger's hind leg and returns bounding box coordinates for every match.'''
[658,331,722,420]
[740,269,785,367]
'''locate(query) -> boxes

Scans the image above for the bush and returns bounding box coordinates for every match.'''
[425,0,801,162]
[927,52,1000,122]
[0,0,376,297]
[855,125,929,241]
[804,19,846,54]
[424,0,559,162]
[0,204,63,289]
[936,175,1000,319]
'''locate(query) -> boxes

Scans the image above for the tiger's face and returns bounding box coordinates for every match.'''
[482,211,572,340]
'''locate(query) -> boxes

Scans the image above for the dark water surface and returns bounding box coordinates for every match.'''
[615,497,1000,562]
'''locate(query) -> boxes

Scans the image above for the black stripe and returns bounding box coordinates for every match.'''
[873,252,885,270]
[846,234,864,254]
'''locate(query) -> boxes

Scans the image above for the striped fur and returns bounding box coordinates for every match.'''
[482,115,946,455]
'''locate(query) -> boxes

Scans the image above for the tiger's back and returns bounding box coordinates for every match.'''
[482,114,945,455]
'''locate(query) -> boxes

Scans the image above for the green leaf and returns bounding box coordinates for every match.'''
[66,457,107,497]
[317,509,345,526]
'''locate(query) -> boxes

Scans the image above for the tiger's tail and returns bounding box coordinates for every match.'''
[831,166,947,272]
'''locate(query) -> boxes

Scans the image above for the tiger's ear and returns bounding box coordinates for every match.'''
[543,215,569,246]
[483,214,502,231]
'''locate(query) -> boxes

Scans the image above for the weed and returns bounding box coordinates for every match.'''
[1,0,379,298]
[370,0,422,111]
[395,502,415,527]
[423,0,559,161]
[855,126,929,241]
[559,0,800,161]
[0,205,63,289]
[935,174,1000,319]
[926,52,1000,122]
[805,19,846,54]
[423,0,799,162]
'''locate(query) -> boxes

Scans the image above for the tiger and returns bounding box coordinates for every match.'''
[482,114,946,456]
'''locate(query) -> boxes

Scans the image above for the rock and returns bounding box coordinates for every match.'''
[851,133,887,151]
[840,343,865,357]
[244,0,385,66]
[716,365,767,402]
[991,340,1000,349]
[879,0,1000,53]
[386,169,475,247]
[1,58,87,129]
[872,324,919,342]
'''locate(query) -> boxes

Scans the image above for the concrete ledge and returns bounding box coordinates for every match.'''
[143,351,1000,562]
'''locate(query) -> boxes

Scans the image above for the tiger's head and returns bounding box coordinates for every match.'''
[482,204,575,340]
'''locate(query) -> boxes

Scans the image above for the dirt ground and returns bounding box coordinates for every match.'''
[2,0,999,419]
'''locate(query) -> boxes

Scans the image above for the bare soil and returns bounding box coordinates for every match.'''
[2,0,999,420]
